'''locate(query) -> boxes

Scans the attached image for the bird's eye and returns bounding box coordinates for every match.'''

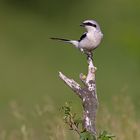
[92,24,97,28]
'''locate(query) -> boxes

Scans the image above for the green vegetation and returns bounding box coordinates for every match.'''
[61,102,115,140]
[0,0,140,139]
[0,95,139,140]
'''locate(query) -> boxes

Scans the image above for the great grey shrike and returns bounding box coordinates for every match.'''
[51,19,103,58]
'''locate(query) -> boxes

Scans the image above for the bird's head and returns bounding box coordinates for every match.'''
[80,20,100,32]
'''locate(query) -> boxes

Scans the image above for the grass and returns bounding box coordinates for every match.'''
[0,95,139,140]
[97,95,140,140]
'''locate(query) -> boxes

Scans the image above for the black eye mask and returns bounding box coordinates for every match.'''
[84,22,97,28]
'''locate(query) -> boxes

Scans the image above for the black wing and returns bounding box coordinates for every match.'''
[79,32,87,42]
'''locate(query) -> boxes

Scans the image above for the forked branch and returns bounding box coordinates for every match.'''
[59,56,98,135]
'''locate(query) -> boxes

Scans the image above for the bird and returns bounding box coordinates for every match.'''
[51,19,103,58]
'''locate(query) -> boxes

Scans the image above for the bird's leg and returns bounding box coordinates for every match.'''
[86,52,93,62]
[80,49,93,61]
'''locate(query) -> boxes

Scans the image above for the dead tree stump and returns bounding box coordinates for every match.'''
[59,56,98,136]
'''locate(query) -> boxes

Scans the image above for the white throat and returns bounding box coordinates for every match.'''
[86,26,97,32]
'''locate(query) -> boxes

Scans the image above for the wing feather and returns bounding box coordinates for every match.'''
[79,32,87,42]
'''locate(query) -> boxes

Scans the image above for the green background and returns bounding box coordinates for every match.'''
[0,0,140,139]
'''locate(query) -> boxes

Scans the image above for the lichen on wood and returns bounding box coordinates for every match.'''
[59,56,98,135]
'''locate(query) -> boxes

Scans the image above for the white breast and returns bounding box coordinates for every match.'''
[79,31,103,51]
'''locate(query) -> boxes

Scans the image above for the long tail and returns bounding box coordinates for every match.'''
[50,37,70,42]
[50,37,79,48]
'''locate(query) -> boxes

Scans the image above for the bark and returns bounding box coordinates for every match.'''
[59,56,98,135]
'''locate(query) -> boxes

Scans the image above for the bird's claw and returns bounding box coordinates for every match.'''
[86,52,93,61]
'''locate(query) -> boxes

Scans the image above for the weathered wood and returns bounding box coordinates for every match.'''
[59,56,98,135]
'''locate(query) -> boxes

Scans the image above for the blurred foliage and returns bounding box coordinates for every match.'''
[60,102,83,135]
[0,95,139,140]
[60,102,115,140]
[0,0,140,139]
[2,0,82,18]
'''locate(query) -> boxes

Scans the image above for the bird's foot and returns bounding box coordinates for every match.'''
[86,52,93,61]
[80,49,93,61]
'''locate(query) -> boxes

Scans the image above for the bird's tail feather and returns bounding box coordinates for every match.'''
[50,37,79,48]
[50,37,70,42]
